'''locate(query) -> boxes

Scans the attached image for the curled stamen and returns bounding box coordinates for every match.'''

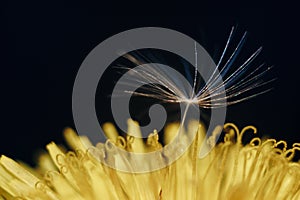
[275,141,287,152]
[116,136,127,148]
[60,165,68,174]
[44,171,59,186]
[223,123,239,143]
[224,134,232,143]
[75,149,85,160]
[66,152,76,161]
[125,135,135,151]
[250,137,262,147]
[56,154,66,167]
[283,147,300,161]
[126,135,135,144]
[293,143,300,148]
[35,181,47,192]
[66,152,81,169]
[105,139,116,152]
[223,123,257,145]
[239,126,257,144]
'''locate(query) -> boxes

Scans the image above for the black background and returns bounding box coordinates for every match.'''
[1,1,300,165]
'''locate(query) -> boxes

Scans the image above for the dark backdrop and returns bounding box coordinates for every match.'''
[1,1,300,165]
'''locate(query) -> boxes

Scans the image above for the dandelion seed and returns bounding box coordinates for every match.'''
[121,27,274,108]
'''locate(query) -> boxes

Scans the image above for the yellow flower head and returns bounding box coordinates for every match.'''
[0,120,299,200]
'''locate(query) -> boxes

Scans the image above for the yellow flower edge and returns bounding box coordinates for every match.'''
[0,120,299,200]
